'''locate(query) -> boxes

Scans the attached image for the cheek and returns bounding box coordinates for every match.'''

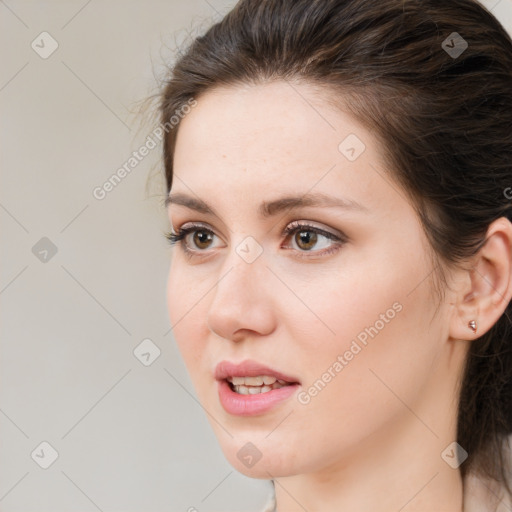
[166,260,206,365]
[292,256,439,435]
[166,264,217,417]
[166,261,183,335]
[166,255,207,327]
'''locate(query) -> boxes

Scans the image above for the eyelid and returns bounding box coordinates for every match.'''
[178,221,220,233]
[170,220,216,234]
[282,220,345,240]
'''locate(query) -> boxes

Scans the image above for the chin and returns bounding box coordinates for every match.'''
[218,439,297,479]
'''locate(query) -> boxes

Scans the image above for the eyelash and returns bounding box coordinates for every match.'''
[164,221,347,260]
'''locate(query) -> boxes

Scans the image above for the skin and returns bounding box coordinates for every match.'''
[166,80,512,511]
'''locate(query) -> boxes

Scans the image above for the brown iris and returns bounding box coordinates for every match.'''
[193,231,213,249]
[295,230,317,250]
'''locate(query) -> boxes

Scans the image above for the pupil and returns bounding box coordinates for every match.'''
[297,230,317,250]
[194,231,212,248]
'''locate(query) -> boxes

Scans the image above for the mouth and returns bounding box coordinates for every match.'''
[215,359,300,388]
[215,360,301,416]
[226,375,295,395]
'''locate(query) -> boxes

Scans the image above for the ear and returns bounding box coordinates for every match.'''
[449,217,512,341]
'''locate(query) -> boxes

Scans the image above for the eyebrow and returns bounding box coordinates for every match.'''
[165,191,369,218]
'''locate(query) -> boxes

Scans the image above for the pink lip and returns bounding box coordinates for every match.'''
[215,360,301,416]
[214,360,300,383]
[217,380,299,416]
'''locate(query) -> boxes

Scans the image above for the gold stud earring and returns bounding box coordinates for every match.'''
[468,320,477,333]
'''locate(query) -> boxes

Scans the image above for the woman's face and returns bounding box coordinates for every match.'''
[166,80,462,478]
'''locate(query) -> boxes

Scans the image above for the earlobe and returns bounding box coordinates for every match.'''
[448,217,512,341]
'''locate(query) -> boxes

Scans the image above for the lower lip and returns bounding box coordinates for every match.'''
[217,380,299,416]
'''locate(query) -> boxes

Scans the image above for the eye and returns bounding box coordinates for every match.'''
[165,222,221,254]
[282,221,346,258]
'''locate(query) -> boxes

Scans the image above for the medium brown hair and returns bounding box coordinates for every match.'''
[160,0,512,499]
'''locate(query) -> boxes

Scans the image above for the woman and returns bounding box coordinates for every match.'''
[160,0,512,510]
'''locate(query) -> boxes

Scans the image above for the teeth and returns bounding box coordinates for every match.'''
[226,375,296,395]
[249,386,263,394]
[230,381,289,395]
[227,375,279,386]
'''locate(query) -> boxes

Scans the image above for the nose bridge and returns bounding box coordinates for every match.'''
[211,242,264,314]
[206,238,275,340]
[215,233,266,293]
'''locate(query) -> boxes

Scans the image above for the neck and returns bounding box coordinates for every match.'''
[273,414,464,512]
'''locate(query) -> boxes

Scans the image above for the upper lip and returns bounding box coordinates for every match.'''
[215,359,300,384]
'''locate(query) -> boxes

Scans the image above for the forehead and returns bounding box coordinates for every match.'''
[174,81,370,183]
[177,81,337,148]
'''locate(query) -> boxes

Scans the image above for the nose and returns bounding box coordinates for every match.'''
[206,254,277,343]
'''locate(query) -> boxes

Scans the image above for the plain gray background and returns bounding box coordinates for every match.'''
[1,1,511,511]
